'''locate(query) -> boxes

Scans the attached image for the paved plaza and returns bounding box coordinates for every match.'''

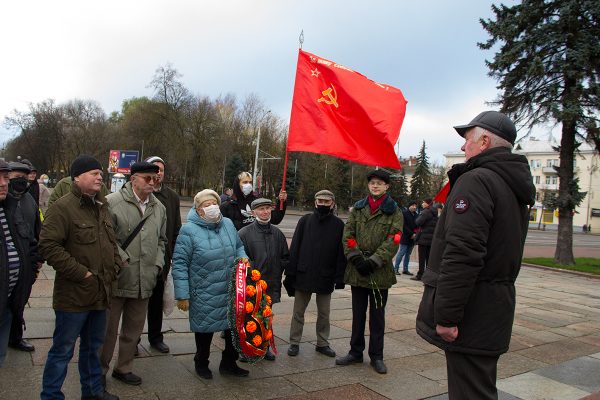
[1,261,599,399]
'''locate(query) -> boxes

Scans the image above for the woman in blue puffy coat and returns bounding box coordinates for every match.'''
[172,189,248,380]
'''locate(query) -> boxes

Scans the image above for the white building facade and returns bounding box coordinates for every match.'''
[444,139,600,233]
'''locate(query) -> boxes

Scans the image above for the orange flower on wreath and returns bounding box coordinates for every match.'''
[246,321,257,333]
[245,302,254,313]
[263,306,272,317]
[258,280,267,291]
[246,285,256,297]
[265,295,272,305]
[264,329,273,340]
[252,335,262,346]
[251,269,261,281]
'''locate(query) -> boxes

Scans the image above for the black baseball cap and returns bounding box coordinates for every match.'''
[453,111,517,145]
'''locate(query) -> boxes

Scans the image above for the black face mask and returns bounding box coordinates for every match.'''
[9,177,30,196]
[316,205,332,215]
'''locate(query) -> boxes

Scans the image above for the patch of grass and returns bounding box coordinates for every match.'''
[522,257,600,275]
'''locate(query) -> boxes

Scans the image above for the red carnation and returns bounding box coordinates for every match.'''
[347,238,357,249]
[393,232,402,244]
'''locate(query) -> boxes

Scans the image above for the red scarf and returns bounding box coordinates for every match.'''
[368,194,386,214]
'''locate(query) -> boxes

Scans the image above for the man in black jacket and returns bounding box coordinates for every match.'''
[7,161,42,353]
[285,190,345,358]
[0,160,40,366]
[416,111,535,399]
[412,198,438,281]
[239,198,289,361]
[142,156,181,354]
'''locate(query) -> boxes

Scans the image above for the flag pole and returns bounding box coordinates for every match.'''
[280,141,289,210]
[280,32,304,210]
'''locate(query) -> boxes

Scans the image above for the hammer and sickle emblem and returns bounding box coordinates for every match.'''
[318,84,339,108]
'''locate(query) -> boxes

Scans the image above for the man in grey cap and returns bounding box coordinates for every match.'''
[285,190,345,358]
[238,197,289,361]
[416,111,535,399]
[0,160,41,366]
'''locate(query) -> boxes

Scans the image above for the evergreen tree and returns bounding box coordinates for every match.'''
[480,1,600,264]
[389,169,409,207]
[224,154,246,188]
[410,141,432,202]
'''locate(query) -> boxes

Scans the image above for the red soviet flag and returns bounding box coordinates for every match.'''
[287,49,407,169]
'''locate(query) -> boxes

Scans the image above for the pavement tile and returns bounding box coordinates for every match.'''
[275,383,388,400]
[424,391,522,400]
[590,352,600,360]
[576,334,600,347]
[394,352,447,373]
[515,339,600,364]
[386,329,441,353]
[534,356,600,393]
[497,352,549,379]
[497,372,590,400]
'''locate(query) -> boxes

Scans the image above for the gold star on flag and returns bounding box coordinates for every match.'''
[311,68,320,78]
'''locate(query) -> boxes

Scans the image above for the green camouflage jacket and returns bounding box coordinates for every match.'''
[343,194,403,289]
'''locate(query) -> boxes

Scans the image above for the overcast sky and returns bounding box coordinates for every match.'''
[0,0,530,163]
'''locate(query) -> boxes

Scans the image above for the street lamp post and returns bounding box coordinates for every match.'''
[252,110,271,192]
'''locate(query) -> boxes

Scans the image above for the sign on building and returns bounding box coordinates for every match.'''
[592,208,600,218]
[108,150,139,174]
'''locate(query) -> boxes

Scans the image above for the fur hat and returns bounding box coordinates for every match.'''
[366,169,390,184]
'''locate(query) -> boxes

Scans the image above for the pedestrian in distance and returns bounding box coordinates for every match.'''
[393,200,418,276]
[411,198,438,281]
[416,111,536,399]
[285,190,345,358]
[336,169,403,375]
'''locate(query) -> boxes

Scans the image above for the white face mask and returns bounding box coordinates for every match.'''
[255,215,271,225]
[241,183,253,196]
[202,204,221,222]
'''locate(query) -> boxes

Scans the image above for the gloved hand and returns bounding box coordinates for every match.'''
[177,300,189,311]
[355,259,375,277]
[349,254,364,266]
[335,282,345,290]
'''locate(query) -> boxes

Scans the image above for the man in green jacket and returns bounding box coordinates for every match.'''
[40,155,121,400]
[335,170,403,374]
[100,162,167,386]
[48,176,110,208]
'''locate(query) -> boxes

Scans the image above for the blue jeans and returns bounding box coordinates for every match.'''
[0,308,13,367]
[394,243,414,273]
[41,310,107,400]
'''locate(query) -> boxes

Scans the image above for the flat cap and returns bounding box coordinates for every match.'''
[144,156,165,165]
[314,190,335,201]
[0,160,10,172]
[9,161,31,174]
[130,162,159,175]
[251,198,273,210]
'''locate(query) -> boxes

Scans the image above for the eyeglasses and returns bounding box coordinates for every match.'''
[135,175,159,183]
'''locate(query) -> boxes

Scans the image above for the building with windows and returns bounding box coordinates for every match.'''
[444,139,600,233]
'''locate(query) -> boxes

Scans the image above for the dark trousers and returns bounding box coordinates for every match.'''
[147,276,165,344]
[349,286,388,360]
[445,350,500,400]
[9,311,23,344]
[417,244,431,278]
[194,329,237,368]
